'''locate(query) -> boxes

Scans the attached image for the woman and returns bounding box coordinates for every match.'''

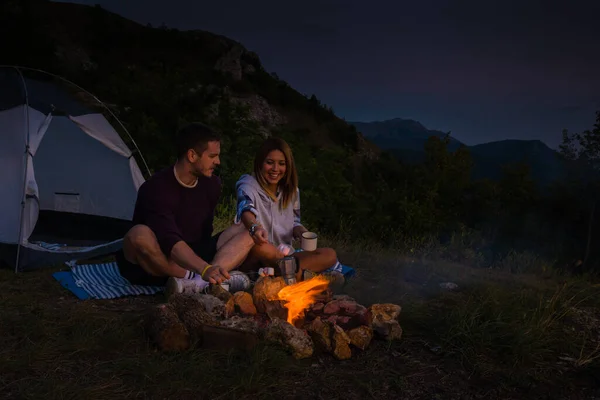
[235,137,341,281]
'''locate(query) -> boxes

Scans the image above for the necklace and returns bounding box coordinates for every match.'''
[173,165,198,188]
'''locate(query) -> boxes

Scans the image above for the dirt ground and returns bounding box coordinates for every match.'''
[1,251,600,399]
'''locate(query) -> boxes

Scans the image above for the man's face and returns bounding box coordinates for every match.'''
[191,140,221,178]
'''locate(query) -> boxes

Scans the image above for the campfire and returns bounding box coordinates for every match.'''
[144,275,403,360]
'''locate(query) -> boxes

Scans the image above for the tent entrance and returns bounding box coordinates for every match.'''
[0,210,133,271]
[28,210,133,247]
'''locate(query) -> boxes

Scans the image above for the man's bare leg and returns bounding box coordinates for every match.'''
[123,224,188,278]
[211,223,255,271]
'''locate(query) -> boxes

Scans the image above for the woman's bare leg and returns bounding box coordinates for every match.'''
[294,247,338,273]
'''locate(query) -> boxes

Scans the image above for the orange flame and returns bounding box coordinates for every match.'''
[275,275,330,325]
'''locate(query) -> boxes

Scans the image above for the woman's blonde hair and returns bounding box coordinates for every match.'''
[253,137,298,210]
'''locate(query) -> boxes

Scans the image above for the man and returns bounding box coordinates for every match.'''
[116,122,256,295]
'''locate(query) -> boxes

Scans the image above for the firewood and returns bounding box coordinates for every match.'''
[144,303,190,351]
[168,293,219,344]
[202,324,260,351]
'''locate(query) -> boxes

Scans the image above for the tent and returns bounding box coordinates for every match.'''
[0,66,150,272]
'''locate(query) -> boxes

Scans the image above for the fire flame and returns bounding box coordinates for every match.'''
[275,275,330,325]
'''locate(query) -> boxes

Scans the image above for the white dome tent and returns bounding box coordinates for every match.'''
[0,66,150,272]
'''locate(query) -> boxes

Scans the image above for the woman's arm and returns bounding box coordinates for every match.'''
[235,178,269,244]
[292,188,308,240]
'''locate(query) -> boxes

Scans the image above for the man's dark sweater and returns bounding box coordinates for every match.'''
[132,166,222,257]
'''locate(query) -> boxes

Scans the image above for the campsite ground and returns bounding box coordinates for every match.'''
[1,242,600,400]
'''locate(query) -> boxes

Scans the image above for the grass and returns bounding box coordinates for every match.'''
[1,239,600,399]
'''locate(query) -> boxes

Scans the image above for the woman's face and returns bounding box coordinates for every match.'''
[260,149,287,187]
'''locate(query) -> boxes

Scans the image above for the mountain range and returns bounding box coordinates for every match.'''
[350,118,566,186]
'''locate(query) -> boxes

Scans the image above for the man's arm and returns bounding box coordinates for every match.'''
[139,185,208,274]
[170,241,210,275]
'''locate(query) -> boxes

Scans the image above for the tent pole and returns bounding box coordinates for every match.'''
[0,65,153,179]
[13,66,31,273]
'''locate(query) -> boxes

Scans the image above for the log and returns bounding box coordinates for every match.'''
[144,303,190,351]
[202,325,260,351]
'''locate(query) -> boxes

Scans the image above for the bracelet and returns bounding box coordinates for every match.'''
[201,264,212,278]
[249,222,261,236]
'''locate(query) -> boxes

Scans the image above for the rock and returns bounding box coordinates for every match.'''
[225,291,257,317]
[306,299,372,330]
[144,303,190,351]
[189,294,226,319]
[331,324,352,360]
[230,94,287,133]
[439,282,458,290]
[305,317,332,352]
[369,303,403,341]
[214,45,244,81]
[209,284,232,302]
[265,319,314,360]
[252,276,287,314]
[347,326,374,350]
[323,300,341,315]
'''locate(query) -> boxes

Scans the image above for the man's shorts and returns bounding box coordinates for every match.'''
[116,231,223,286]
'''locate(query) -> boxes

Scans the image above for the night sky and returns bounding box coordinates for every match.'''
[62,0,600,149]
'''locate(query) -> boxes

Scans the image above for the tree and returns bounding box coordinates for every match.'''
[558,111,600,269]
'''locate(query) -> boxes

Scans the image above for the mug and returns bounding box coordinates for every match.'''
[301,232,318,251]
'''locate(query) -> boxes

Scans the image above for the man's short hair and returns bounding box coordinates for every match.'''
[175,122,221,160]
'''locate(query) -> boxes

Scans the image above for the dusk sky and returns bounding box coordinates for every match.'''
[63,0,600,149]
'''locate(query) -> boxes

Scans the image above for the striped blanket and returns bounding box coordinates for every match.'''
[53,261,164,300]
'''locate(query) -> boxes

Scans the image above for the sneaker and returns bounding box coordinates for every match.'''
[222,270,252,293]
[165,276,209,299]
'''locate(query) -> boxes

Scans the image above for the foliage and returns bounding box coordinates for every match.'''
[2,1,600,270]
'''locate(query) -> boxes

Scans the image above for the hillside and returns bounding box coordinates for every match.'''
[0,0,393,238]
[351,118,566,186]
[1,0,592,255]
[350,118,465,152]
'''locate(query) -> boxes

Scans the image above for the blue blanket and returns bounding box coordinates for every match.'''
[53,261,163,300]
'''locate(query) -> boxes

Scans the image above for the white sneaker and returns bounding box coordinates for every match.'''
[222,271,251,293]
[165,276,209,298]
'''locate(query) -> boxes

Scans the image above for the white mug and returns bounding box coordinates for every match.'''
[301,232,318,251]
